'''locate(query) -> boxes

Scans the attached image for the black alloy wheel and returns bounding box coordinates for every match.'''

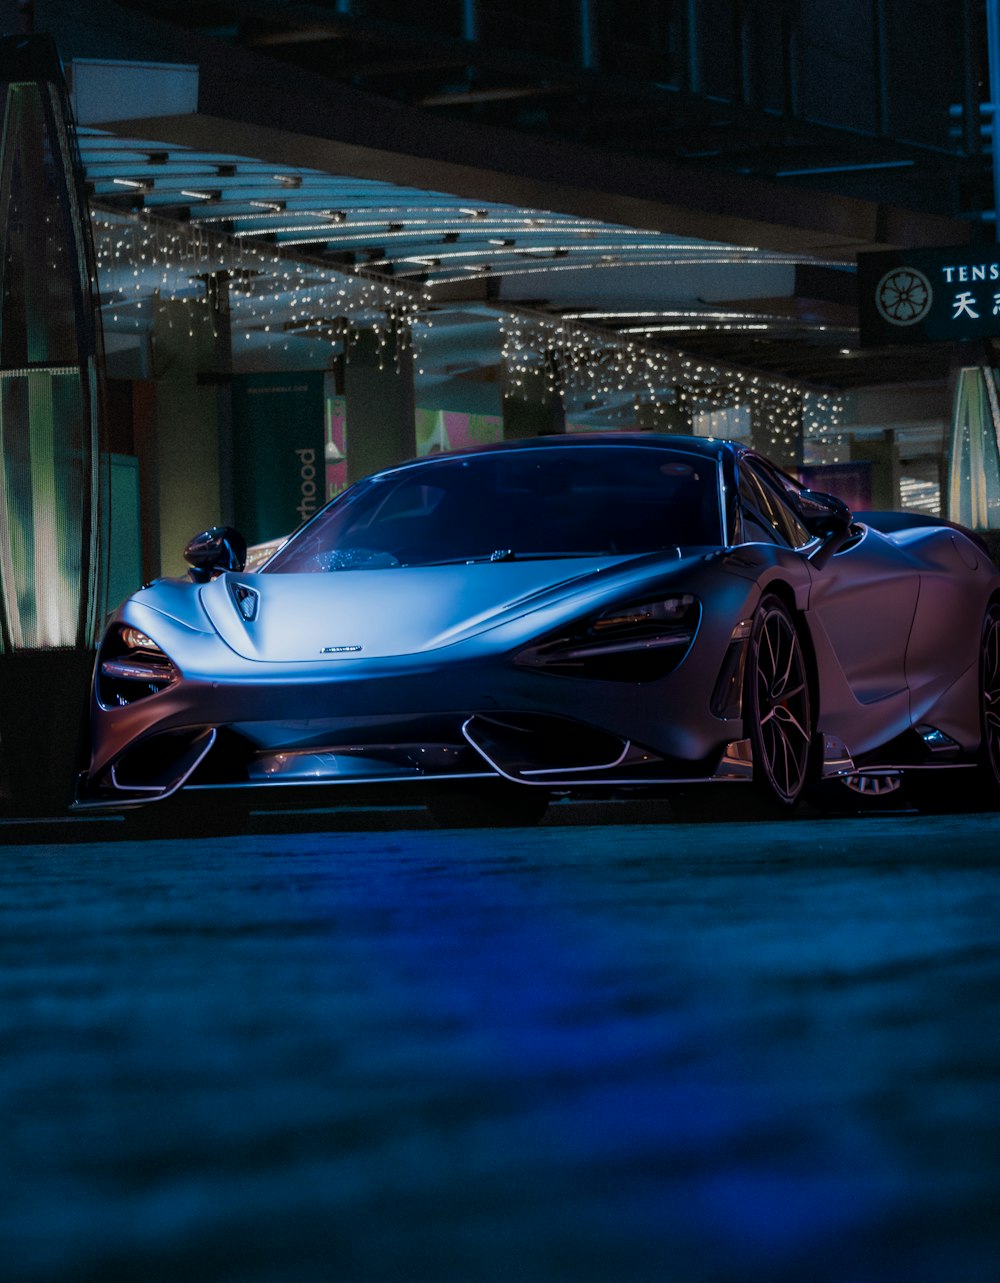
[911,601,1000,814]
[980,603,1000,791]
[745,595,813,808]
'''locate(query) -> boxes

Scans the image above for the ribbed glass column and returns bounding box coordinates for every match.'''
[0,35,107,653]
[947,365,1000,530]
[0,35,108,814]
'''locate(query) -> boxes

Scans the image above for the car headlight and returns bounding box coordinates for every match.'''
[96,624,179,708]
[120,625,158,651]
[516,593,701,682]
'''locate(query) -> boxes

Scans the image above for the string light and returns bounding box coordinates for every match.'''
[92,207,426,368]
[499,311,844,463]
[90,206,844,460]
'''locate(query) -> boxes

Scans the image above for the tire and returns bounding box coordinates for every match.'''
[426,781,550,828]
[744,595,814,810]
[979,602,1000,795]
[914,601,1000,813]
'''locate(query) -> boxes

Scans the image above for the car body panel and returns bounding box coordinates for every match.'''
[75,434,1000,811]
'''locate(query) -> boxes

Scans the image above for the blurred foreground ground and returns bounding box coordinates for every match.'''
[2,805,999,1282]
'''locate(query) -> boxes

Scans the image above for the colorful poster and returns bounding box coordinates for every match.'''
[415,408,503,455]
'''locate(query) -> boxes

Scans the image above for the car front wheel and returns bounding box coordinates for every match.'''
[979,602,1000,794]
[744,595,814,809]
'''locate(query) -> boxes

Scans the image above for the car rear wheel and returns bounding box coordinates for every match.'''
[980,602,1000,794]
[745,595,813,810]
[913,601,1000,813]
[426,781,550,828]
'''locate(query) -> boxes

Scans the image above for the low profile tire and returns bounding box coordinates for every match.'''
[913,601,1000,814]
[978,602,1000,798]
[744,595,814,811]
[426,781,550,828]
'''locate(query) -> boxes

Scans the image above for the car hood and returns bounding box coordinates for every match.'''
[198,555,688,662]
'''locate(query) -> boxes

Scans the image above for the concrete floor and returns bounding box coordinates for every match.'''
[2,808,999,1282]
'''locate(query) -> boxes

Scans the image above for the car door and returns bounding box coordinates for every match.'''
[742,459,919,709]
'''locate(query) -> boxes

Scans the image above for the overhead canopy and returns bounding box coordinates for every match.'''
[79,115,951,394]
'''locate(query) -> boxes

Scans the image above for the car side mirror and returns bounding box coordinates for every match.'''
[183,526,248,581]
[795,491,854,569]
[796,489,853,540]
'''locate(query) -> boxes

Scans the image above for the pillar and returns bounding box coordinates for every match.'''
[150,296,225,575]
[751,400,802,470]
[635,391,691,433]
[502,359,565,439]
[0,34,109,812]
[344,327,416,484]
[946,360,1000,529]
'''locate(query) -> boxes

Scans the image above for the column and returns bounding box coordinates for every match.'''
[0,34,109,812]
[150,296,224,575]
[344,327,417,484]
[502,359,565,439]
[946,358,1000,528]
[635,391,691,433]
[751,400,802,470]
[852,430,900,510]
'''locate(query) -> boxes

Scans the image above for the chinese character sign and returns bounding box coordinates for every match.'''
[859,247,1000,345]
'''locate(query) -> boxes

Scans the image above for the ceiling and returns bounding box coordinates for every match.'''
[82,121,957,398]
[112,0,989,221]
[63,0,986,400]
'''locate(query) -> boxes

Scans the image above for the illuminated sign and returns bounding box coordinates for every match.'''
[858,246,1000,345]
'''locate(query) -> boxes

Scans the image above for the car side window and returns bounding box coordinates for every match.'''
[744,464,812,548]
[738,470,780,544]
[739,467,789,545]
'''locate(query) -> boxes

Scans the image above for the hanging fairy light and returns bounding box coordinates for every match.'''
[499,310,844,459]
[90,205,844,457]
[90,207,426,362]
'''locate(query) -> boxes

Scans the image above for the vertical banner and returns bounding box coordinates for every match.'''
[325,383,347,500]
[232,372,326,544]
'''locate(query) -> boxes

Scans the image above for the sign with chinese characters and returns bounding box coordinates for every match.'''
[858,246,1000,345]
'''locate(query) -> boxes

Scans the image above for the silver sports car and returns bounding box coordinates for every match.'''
[77,434,1000,824]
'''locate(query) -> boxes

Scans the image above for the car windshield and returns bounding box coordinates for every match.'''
[263,445,722,573]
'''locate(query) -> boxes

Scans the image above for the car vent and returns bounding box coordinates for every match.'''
[230,581,260,621]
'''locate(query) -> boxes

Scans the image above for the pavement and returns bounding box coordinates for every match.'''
[2,807,999,1282]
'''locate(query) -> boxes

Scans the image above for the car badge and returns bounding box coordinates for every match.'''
[320,644,363,653]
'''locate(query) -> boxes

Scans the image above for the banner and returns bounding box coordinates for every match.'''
[232,372,325,544]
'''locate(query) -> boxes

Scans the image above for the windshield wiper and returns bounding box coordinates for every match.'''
[410,550,615,566]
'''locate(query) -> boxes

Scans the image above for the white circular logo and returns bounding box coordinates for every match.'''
[874,267,933,326]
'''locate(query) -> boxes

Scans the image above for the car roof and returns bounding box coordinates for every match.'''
[384,433,731,474]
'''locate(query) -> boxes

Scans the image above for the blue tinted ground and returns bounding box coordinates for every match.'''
[1,808,999,1282]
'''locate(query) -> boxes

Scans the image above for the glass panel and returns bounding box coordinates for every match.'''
[0,85,81,367]
[0,368,88,646]
[947,366,1000,530]
[0,53,106,651]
